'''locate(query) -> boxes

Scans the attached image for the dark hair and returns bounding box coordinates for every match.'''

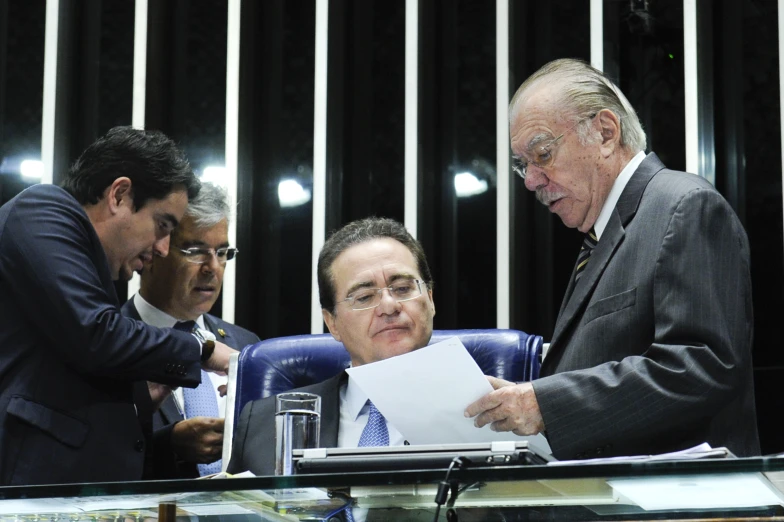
[61,126,200,209]
[318,217,433,312]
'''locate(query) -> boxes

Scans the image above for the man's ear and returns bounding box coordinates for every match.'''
[427,289,436,318]
[106,177,133,215]
[322,308,342,342]
[596,108,622,157]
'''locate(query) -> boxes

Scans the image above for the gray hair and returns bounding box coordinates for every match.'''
[185,182,232,228]
[509,58,647,153]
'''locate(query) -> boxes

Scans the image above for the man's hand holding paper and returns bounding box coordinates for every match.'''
[464,377,545,436]
[345,336,550,451]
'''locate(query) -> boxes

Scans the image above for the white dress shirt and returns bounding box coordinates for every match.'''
[592,151,646,240]
[133,293,227,417]
[338,375,406,448]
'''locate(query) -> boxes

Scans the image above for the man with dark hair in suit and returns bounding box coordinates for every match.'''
[124,182,260,478]
[228,217,436,475]
[0,127,236,485]
[466,58,759,459]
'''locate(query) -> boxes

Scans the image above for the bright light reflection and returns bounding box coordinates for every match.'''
[20,160,44,180]
[201,166,228,187]
[278,179,311,207]
[454,171,488,197]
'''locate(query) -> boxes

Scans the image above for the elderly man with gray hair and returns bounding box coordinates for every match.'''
[125,182,260,479]
[466,58,759,460]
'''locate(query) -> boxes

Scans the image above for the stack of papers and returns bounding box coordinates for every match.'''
[547,443,731,466]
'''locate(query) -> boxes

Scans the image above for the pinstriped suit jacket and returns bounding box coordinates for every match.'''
[532,153,760,460]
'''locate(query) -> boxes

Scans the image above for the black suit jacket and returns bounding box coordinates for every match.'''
[0,185,202,485]
[122,298,260,478]
[532,154,759,459]
[227,373,344,476]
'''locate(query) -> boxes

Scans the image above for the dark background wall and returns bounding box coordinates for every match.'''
[0,0,780,453]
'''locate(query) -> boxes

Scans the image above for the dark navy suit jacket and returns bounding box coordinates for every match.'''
[0,185,202,485]
[123,298,260,478]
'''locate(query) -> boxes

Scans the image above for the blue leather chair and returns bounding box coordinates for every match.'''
[220,329,543,470]
[231,329,542,423]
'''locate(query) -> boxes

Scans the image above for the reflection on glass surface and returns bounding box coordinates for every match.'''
[97,1,134,134]
[453,0,497,329]
[0,0,45,206]
[19,159,44,181]
[454,172,488,198]
[200,165,228,188]
[0,458,784,520]
[236,0,316,339]
[278,179,311,208]
[604,0,685,169]
[509,0,591,339]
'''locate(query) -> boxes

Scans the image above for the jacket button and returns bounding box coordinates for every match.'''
[135,440,144,452]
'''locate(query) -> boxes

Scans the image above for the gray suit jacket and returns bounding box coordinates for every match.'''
[122,298,260,478]
[532,153,759,460]
[227,372,344,475]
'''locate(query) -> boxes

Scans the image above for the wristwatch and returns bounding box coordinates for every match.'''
[192,328,216,362]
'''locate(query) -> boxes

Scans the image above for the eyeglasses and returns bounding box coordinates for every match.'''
[511,134,564,180]
[175,246,239,265]
[340,279,427,311]
[511,114,596,180]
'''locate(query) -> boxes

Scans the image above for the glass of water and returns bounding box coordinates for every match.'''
[275,392,321,475]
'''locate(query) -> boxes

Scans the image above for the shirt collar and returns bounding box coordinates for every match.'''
[344,373,370,421]
[593,151,646,239]
[133,293,205,330]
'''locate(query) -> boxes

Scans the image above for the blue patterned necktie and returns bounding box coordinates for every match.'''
[358,400,390,447]
[346,401,390,520]
[174,320,222,476]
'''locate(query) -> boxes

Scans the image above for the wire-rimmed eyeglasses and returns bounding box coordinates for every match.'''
[511,114,596,180]
[340,278,427,311]
[175,246,239,265]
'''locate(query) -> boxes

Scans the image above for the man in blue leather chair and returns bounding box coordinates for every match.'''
[228,217,436,475]
[124,182,260,478]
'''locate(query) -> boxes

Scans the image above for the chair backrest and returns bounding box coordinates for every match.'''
[221,329,542,470]
[232,329,542,423]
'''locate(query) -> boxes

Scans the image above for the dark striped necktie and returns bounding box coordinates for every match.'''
[574,228,598,283]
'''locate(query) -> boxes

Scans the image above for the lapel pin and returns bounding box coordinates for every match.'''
[218,328,226,338]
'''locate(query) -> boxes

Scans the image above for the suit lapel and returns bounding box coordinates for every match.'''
[319,373,345,448]
[203,314,232,345]
[550,213,626,350]
[547,153,664,360]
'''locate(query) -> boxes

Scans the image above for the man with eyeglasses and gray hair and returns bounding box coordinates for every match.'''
[228,217,436,475]
[466,58,759,459]
[123,182,260,479]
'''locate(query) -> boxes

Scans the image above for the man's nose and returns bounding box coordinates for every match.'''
[524,167,547,192]
[153,235,170,257]
[375,288,400,315]
[201,251,220,273]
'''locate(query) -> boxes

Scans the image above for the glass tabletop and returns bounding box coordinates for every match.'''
[2,456,784,521]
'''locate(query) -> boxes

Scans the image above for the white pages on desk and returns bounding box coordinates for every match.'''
[547,442,732,466]
[345,336,552,454]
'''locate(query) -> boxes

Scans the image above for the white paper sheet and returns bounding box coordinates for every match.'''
[345,337,551,452]
[547,442,730,466]
[608,473,784,510]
